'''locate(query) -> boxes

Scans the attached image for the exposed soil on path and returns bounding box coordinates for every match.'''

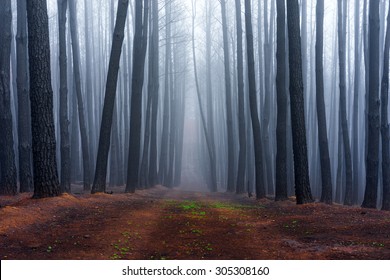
[1,186,389,260]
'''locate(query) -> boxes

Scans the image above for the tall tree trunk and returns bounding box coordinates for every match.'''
[286,0,313,204]
[27,0,60,198]
[275,0,288,201]
[148,0,160,187]
[126,0,149,193]
[69,0,91,191]
[316,0,333,204]
[220,0,235,193]
[57,0,71,193]
[244,0,265,199]
[362,0,380,209]
[235,0,246,194]
[16,0,33,193]
[92,0,129,193]
[381,1,390,211]
[0,0,17,196]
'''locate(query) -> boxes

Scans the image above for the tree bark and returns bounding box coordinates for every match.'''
[27,0,60,198]
[0,0,18,196]
[286,0,313,204]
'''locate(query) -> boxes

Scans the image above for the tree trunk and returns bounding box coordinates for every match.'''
[235,0,246,194]
[57,0,71,193]
[244,0,265,199]
[362,0,380,209]
[220,0,235,193]
[275,0,288,201]
[286,0,313,204]
[0,0,17,196]
[16,0,33,193]
[27,0,60,198]
[126,0,149,193]
[381,0,390,211]
[92,0,129,193]
[316,0,333,204]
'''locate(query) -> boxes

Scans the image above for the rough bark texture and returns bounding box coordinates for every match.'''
[126,0,149,193]
[220,0,235,193]
[286,0,313,204]
[0,0,18,196]
[92,0,129,193]
[316,0,333,204]
[275,0,288,201]
[235,0,246,194]
[381,1,390,211]
[26,0,60,198]
[58,0,71,193]
[244,0,265,199]
[16,0,33,193]
[362,0,380,209]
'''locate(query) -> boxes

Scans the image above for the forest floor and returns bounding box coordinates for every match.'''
[0,185,389,260]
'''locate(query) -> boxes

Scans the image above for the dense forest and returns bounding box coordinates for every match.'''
[0,0,390,211]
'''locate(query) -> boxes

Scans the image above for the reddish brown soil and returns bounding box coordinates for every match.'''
[1,186,389,260]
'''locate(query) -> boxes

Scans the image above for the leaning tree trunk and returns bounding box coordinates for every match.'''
[275,0,288,201]
[235,0,246,194]
[16,0,33,193]
[316,0,333,204]
[69,0,91,191]
[362,0,380,209]
[92,0,129,194]
[286,0,313,204]
[0,0,17,196]
[126,0,149,193]
[244,0,265,199]
[381,1,390,211]
[26,0,60,198]
[57,0,71,193]
[220,0,235,193]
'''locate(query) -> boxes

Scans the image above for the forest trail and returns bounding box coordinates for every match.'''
[0,186,390,260]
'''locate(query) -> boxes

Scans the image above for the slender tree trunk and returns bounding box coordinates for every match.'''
[235,0,246,194]
[126,0,149,193]
[92,0,129,193]
[362,0,380,209]
[220,0,235,193]
[286,0,313,204]
[275,0,288,201]
[381,1,390,211]
[316,0,333,204]
[0,0,17,196]
[57,0,71,193]
[244,0,265,199]
[27,0,60,198]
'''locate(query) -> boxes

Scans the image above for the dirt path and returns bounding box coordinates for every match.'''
[1,186,389,259]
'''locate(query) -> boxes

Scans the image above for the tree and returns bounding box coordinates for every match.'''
[381,0,390,211]
[275,0,288,201]
[244,0,265,199]
[220,0,235,193]
[92,0,129,193]
[57,0,71,193]
[235,0,246,195]
[0,0,18,196]
[362,0,380,209]
[286,0,313,204]
[16,0,33,193]
[316,0,332,204]
[126,0,149,193]
[26,0,60,198]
